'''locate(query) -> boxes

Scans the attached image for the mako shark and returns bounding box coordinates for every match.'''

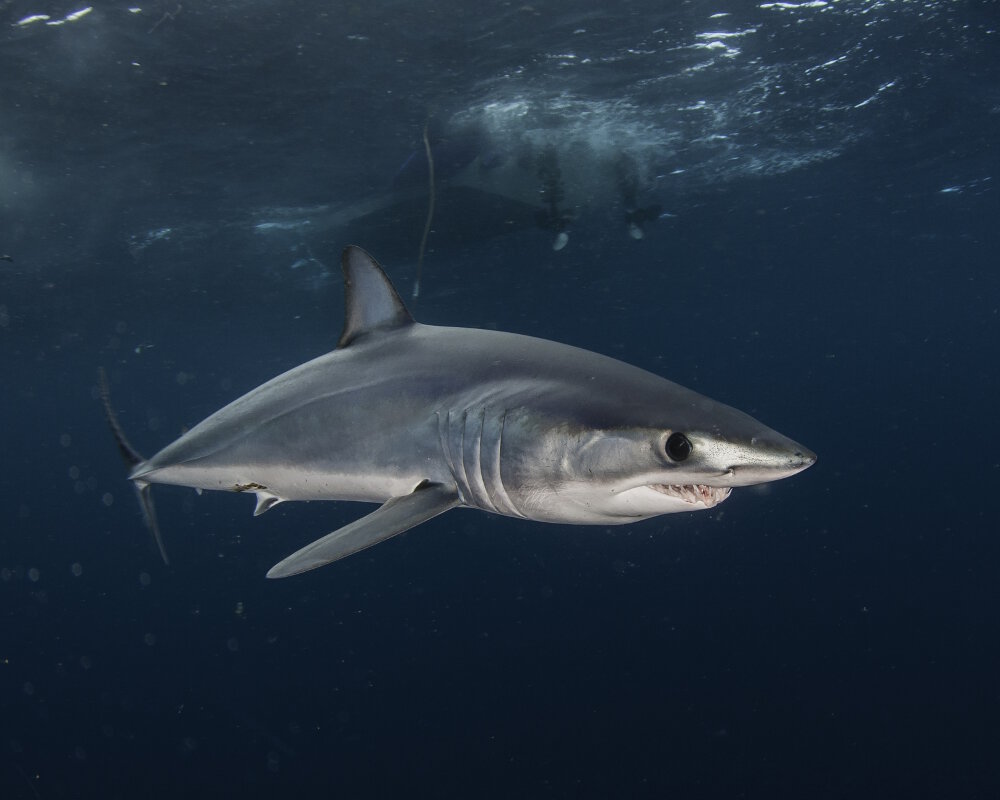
[103,246,815,579]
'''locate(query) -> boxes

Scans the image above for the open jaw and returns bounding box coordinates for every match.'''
[650,483,732,508]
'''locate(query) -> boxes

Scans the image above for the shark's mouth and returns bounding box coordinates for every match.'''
[650,484,732,508]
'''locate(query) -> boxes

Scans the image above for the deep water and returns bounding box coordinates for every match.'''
[2,1,999,798]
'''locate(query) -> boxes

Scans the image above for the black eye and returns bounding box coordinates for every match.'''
[665,432,692,462]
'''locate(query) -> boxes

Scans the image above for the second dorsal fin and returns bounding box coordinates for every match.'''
[338,246,414,348]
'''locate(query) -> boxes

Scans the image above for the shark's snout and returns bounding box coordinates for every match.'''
[771,437,817,472]
[794,447,818,469]
[724,436,816,486]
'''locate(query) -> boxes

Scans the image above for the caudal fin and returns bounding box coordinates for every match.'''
[98,368,170,565]
[133,481,169,565]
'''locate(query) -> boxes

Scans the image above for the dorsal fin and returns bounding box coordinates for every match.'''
[338,246,414,348]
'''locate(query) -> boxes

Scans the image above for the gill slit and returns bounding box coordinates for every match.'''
[492,408,522,517]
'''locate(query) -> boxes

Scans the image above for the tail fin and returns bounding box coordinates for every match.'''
[98,368,170,565]
[132,481,168,565]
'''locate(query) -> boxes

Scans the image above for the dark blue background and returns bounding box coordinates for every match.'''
[2,2,998,798]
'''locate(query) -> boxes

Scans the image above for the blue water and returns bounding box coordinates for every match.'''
[2,1,998,797]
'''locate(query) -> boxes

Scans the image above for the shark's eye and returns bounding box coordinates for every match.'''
[665,432,692,462]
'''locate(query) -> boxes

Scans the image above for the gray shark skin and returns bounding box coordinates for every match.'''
[107,246,815,579]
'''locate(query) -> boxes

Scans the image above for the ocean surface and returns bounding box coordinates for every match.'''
[2,1,998,797]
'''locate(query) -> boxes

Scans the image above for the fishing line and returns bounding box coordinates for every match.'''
[413,122,435,300]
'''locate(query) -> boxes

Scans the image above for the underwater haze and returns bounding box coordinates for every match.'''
[2,1,998,797]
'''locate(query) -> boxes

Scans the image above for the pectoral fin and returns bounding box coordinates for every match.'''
[265,481,460,579]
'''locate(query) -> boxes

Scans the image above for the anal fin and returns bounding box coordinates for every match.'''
[265,481,460,579]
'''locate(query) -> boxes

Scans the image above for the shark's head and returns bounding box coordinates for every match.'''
[501,394,816,525]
